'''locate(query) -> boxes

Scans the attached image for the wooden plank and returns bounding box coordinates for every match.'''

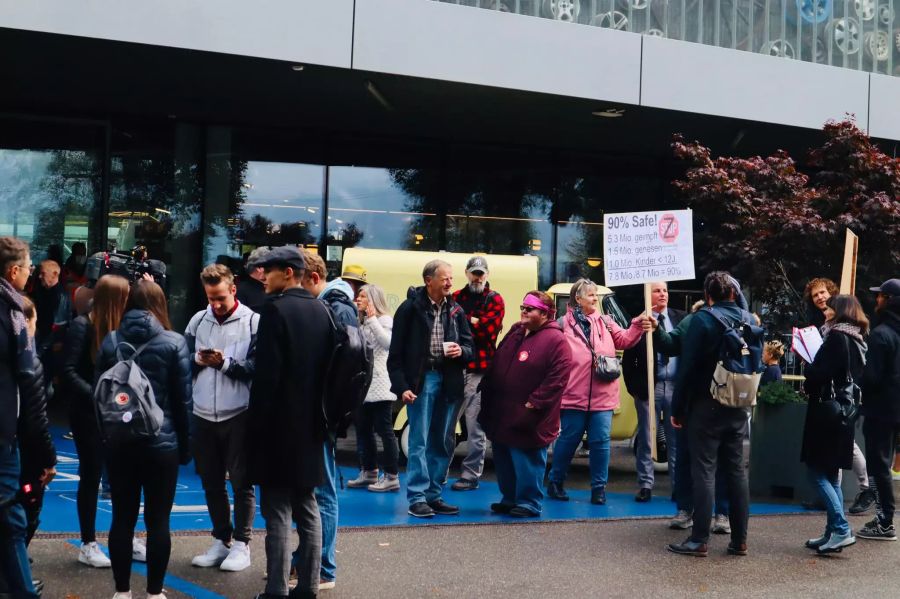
[839,229,859,295]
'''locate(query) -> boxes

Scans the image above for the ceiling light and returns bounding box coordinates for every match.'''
[365,80,393,111]
[592,108,625,118]
[291,64,305,71]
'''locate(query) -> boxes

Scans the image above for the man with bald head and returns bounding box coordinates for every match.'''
[32,259,71,387]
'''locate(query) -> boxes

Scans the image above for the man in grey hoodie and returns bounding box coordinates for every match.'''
[184,264,258,573]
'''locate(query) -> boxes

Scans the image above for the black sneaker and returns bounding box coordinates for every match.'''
[849,489,877,515]
[408,502,435,518]
[490,502,513,514]
[546,481,569,501]
[427,499,460,515]
[451,478,479,491]
[858,518,897,541]
[509,506,540,518]
[635,488,652,503]
[591,488,606,505]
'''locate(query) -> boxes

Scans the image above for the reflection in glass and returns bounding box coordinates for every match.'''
[0,149,101,261]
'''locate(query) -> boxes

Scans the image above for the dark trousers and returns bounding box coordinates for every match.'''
[354,402,399,475]
[106,446,179,595]
[0,444,38,598]
[687,398,749,545]
[192,412,255,544]
[863,416,898,525]
[675,427,730,516]
[70,408,104,544]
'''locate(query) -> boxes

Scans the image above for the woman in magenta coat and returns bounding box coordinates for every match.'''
[547,279,645,505]
[479,291,572,517]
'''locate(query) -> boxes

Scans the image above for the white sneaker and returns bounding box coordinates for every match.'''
[79,541,112,568]
[368,474,400,493]
[146,593,167,599]
[712,514,732,535]
[319,578,336,590]
[132,537,147,563]
[220,540,251,572]
[668,510,693,530]
[192,539,231,567]
[112,592,132,599]
[347,469,378,488]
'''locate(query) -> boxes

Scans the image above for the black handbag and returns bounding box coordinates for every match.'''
[821,335,863,426]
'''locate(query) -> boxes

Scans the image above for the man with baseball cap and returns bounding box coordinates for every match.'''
[247,245,336,599]
[236,246,271,312]
[858,278,900,541]
[447,256,505,491]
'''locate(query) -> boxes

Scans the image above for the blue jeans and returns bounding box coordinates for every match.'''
[493,442,548,514]
[634,381,677,489]
[315,439,338,582]
[808,467,850,536]
[406,370,457,506]
[675,427,729,515]
[550,409,613,491]
[0,444,38,598]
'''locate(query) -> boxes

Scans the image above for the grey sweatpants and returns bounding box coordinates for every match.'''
[260,485,321,596]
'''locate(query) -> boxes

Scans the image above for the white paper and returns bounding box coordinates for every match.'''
[603,210,695,287]
[791,326,823,363]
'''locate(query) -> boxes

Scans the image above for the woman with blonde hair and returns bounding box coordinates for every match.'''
[60,274,132,568]
[348,284,401,492]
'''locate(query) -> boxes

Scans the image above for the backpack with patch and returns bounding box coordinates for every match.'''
[322,308,374,437]
[705,306,765,408]
[93,332,164,445]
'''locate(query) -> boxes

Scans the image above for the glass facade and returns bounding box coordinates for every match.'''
[0,117,676,324]
[437,0,900,76]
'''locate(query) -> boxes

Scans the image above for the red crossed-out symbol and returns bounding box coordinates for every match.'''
[659,213,679,243]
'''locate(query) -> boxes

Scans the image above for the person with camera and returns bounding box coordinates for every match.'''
[0,236,40,598]
[95,280,192,599]
[185,264,258,573]
[800,294,868,554]
[546,278,644,506]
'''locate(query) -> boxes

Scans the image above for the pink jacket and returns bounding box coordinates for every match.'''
[559,307,644,412]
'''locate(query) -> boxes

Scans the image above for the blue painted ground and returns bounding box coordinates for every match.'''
[41,428,807,534]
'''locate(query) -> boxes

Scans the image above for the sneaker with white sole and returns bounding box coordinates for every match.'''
[368,474,400,493]
[132,537,147,563]
[347,469,378,488]
[712,514,731,534]
[111,592,132,599]
[669,510,693,530]
[220,540,251,571]
[147,593,167,599]
[858,518,898,541]
[192,539,231,567]
[79,541,111,568]
[319,578,336,590]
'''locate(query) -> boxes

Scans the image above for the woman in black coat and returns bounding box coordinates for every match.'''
[801,294,868,555]
[60,274,130,568]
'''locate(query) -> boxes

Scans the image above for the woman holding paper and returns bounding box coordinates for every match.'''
[800,294,868,555]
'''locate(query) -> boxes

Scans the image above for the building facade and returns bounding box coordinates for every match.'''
[2,0,898,325]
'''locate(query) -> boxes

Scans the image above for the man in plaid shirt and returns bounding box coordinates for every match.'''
[448,256,505,491]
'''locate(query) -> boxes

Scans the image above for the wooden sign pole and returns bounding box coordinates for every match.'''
[839,229,859,295]
[644,283,657,460]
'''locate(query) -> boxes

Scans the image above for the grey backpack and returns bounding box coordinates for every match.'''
[93,332,163,446]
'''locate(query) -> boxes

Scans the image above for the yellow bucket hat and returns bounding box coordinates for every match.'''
[341,264,368,284]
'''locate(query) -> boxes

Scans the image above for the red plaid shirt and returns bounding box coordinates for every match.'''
[452,284,505,373]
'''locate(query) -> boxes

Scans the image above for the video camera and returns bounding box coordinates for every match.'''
[85,245,167,289]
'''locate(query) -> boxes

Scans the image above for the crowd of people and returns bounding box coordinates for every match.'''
[0,233,898,598]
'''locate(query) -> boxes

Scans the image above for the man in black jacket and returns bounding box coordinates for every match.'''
[666,272,751,558]
[0,236,40,598]
[248,246,335,599]
[858,278,900,541]
[622,281,685,503]
[236,247,270,312]
[388,260,474,518]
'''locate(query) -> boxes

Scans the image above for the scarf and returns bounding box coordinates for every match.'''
[821,321,865,345]
[0,278,35,378]
[572,307,593,347]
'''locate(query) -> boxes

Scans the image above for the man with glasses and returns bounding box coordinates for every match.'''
[0,236,39,598]
[447,256,505,491]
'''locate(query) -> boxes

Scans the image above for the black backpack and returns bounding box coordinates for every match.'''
[322,308,374,437]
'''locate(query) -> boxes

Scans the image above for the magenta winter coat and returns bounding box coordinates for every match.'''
[478,321,573,449]
[559,307,644,412]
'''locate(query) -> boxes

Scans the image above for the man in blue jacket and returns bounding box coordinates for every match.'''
[667,271,750,558]
[388,260,474,518]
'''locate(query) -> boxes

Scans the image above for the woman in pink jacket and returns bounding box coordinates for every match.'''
[547,279,645,505]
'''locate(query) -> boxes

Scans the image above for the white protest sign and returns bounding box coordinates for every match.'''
[603,209,695,287]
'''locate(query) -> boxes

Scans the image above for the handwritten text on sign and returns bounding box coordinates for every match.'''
[603,210,695,287]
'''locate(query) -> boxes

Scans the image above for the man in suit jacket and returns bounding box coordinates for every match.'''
[622,281,685,503]
[247,246,336,599]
